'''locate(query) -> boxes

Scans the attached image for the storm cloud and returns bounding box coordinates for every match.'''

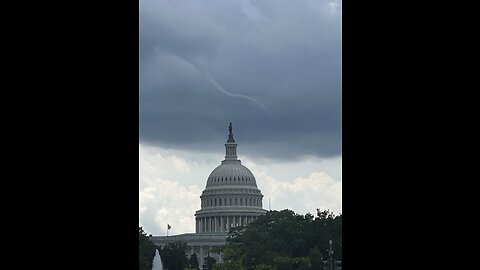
[140,0,342,160]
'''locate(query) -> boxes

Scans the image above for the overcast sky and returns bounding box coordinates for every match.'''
[140,0,342,236]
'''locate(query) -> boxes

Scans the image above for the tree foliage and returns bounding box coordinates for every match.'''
[160,242,190,270]
[216,209,342,270]
[188,253,200,269]
[213,260,245,270]
[139,227,157,270]
[203,253,217,270]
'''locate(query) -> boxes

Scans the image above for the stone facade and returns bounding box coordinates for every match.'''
[150,124,266,269]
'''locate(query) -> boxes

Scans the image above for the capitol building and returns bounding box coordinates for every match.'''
[150,123,267,267]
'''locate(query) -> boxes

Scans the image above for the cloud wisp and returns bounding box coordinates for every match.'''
[178,55,273,115]
[201,66,273,115]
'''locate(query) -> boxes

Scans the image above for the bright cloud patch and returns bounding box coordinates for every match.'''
[140,144,206,235]
[140,178,201,236]
[244,159,342,216]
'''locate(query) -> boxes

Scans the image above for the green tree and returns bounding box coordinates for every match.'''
[220,209,342,270]
[253,264,274,270]
[160,242,190,270]
[310,209,342,261]
[188,253,200,269]
[307,246,324,270]
[273,256,311,270]
[139,227,157,270]
[203,253,217,270]
[213,260,245,270]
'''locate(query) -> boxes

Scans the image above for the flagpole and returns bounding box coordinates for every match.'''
[167,224,168,237]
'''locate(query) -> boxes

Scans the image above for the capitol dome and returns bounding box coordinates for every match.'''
[206,163,257,188]
[194,123,267,234]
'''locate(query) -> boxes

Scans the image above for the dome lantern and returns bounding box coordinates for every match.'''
[224,122,238,162]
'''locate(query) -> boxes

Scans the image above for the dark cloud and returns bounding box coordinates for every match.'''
[140,0,342,160]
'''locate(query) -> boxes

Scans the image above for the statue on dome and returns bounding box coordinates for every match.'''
[229,122,232,135]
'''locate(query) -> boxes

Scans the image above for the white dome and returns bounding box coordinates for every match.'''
[206,161,258,188]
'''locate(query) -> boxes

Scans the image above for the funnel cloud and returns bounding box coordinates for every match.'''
[195,61,272,115]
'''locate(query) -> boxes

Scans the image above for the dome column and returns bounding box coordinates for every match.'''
[203,217,206,233]
[220,216,224,232]
[213,216,216,232]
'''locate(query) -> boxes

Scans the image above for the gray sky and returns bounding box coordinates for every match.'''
[140,0,342,236]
